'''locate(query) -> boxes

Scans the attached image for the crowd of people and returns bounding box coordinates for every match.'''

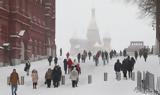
[114,56,136,80]
[9,48,150,95]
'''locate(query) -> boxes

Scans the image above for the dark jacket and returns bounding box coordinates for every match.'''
[52,66,62,82]
[54,57,58,64]
[48,56,53,62]
[114,61,121,72]
[121,59,128,72]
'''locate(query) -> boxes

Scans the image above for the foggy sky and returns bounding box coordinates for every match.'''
[56,0,155,55]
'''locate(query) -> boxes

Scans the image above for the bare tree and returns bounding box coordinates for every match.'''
[124,0,156,18]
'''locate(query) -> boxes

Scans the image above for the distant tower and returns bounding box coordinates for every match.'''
[87,8,101,46]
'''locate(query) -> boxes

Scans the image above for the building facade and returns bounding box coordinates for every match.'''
[125,41,145,56]
[0,0,56,66]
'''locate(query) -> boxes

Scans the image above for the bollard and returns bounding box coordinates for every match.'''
[148,72,155,92]
[104,72,108,81]
[21,76,24,85]
[61,75,65,85]
[156,77,160,94]
[88,75,92,84]
[137,71,142,91]
[7,76,10,85]
[117,72,121,81]
[131,72,135,81]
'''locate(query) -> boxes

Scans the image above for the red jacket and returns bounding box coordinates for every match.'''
[67,58,73,68]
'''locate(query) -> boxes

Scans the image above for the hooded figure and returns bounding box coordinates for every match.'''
[70,67,79,88]
[45,68,52,88]
[52,65,62,88]
[10,69,20,95]
[31,69,38,89]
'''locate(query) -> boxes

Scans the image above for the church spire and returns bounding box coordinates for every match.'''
[92,8,95,17]
[91,0,95,17]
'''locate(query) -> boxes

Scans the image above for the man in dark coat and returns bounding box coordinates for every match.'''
[63,58,67,74]
[88,51,92,60]
[54,56,58,65]
[52,65,62,88]
[114,59,122,80]
[143,51,148,62]
[134,51,138,60]
[122,59,128,79]
[24,60,31,76]
[101,51,106,65]
[48,56,53,66]
[77,53,81,63]
[104,51,109,63]
[126,56,133,79]
[130,57,136,77]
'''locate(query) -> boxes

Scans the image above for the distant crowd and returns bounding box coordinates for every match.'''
[9,47,150,95]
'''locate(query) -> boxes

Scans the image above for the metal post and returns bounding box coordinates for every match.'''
[104,72,107,81]
[7,76,10,85]
[61,75,65,85]
[88,75,92,84]
[21,76,24,85]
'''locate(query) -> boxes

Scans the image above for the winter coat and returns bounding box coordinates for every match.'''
[75,64,81,74]
[10,72,19,86]
[31,72,38,83]
[48,56,53,62]
[52,66,62,82]
[77,53,81,59]
[70,68,79,81]
[130,58,135,70]
[121,59,128,72]
[88,52,92,57]
[45,70,52,80]
[114,62,121,72]
[24,62,30,71]
[143,52,148,59]
[54,57,58,64]
[67,58,73,68]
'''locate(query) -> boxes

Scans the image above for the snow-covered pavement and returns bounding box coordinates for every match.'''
[0,55,160,95]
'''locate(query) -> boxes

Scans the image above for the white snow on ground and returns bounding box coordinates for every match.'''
[0,55,160,95]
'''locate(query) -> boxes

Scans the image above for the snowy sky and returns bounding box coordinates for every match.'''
[56,0,155,54]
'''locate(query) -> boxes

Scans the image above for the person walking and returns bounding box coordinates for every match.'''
[122,59,128,79]
[10,69,20,95]
[54,56,58,65]
[48,56,53,66]
[88,51,92,60]
[31,69,38,89]
[114,59,122,80]
[70,67,79,88]
[24,60,31,76]
[45,68,52,88]
[143,50,148,62]
[52,65,62,88]
[134,51,138,60]
[77,53,81,63]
